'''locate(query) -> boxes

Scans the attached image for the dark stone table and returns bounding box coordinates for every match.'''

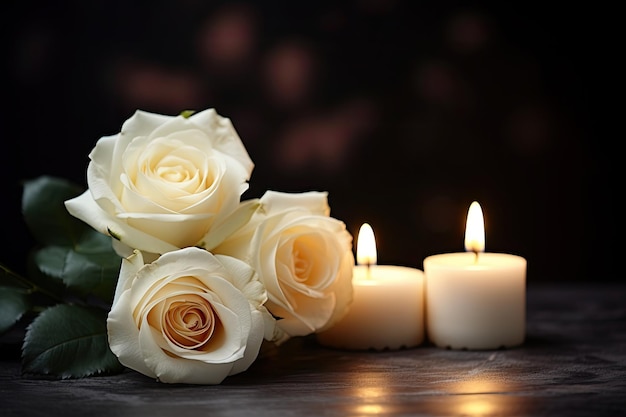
[2,283,625,416]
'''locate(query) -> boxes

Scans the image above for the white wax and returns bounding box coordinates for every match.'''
[316,265,425,351]
[424,252,526,350]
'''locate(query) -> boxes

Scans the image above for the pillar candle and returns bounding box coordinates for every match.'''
[317,223,425,350]
[424,201,526,350]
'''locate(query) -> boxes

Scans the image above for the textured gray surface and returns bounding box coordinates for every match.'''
[1,283,625,416]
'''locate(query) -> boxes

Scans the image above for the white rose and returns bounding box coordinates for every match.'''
[107,247,275,384]
[214,191,354,342]
[65,109,257,258]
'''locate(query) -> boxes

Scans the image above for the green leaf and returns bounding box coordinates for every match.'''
[0,286,31,334]
[22,304,124,378]
[180,109,195,118]
[21,176,121,303]
[22,176,87,247]
[24,251,69,305]
[34,230,121,303]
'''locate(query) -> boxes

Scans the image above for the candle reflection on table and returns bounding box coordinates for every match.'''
[347,371,392,416]
[448,368,527,417]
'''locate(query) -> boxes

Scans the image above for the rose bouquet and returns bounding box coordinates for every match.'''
[0,109,354,384]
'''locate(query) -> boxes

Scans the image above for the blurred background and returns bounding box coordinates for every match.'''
[3,1,615,283]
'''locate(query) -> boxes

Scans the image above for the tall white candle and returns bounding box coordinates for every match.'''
[424,201,526,350]
[317,223,425,351]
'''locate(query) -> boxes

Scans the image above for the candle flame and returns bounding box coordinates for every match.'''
[356,223,377,266]
[464,201,485,254]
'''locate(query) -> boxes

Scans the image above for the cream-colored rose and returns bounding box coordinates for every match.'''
[65,109,257,258]
[107,247,275,384]
[214,191,354,342]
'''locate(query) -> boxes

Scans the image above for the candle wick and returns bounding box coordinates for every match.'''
[366,261,372,279]
[473,250,479,264]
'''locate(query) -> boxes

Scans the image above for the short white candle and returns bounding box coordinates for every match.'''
[317,223,425,351]
[424,201,526,350]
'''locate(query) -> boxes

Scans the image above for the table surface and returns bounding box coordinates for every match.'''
[1,283,625,417]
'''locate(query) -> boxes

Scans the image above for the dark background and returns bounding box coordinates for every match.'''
[3,1,615,283]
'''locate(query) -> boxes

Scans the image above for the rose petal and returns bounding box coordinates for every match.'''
[140,322,234,384]
[120,110,175,149]
[64,190,181,256]
[316,251,355,332]
[107,288,156,379]
[260,190,330,217]
[214,254,267,308]
[201,199,260,250]
[86,134,119,192]
[229,309,265,374]
[266,291,335,336]
[112,250,145,305]
[148,293,246,363]
[189,109,254,177]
